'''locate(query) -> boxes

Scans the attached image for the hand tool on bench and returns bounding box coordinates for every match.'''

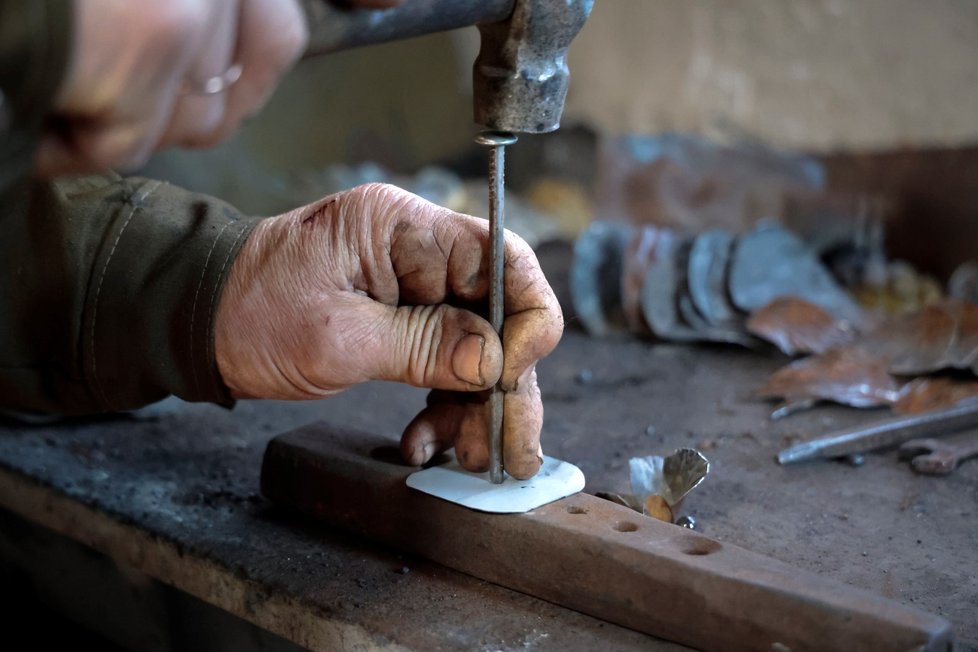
[899,431,978,475]
[301,0,593,495]
[261,423,954,652]
[778,398,978,465]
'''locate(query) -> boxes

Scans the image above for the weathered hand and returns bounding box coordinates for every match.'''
[36,0,308,176]
[215,183,563,478]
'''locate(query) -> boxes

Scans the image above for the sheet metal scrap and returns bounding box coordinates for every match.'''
[620,225,676,335]
[892,377,978,415]
[746,297,856,356]
[571,220,862,349]
[756,299,978,418]
[597,448,709,524]
[860,299,978,376]
[757,347,901,413]
[687,229,739,328]
[640,239,704,343]
[729,222,864,325]
[569,220,631,336]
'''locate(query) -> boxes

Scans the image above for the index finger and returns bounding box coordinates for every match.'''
[378,190,563,388]
[432,216,562,391]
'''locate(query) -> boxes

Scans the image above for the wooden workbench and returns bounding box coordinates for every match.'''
[0,332,974,650]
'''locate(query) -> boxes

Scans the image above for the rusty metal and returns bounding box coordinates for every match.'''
[778,399,978,465]
[899,433,978,475]
[301,0,594,133]
[261,423,953,652]
[473,0,593,132]
[475,131,517,483]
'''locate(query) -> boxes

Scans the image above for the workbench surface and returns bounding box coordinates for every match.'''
[1,331,975,651]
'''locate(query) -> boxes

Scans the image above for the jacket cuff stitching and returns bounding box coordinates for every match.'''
[189,220,235,397]
[89,179,162,408]
[203,220,251,394]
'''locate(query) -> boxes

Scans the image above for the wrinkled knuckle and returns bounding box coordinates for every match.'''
[401,304,446,387]
[351,182,400,203]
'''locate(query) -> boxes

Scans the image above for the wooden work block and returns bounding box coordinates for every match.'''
[261,422,953,652]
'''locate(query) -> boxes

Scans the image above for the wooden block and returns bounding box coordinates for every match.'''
[261,422,953,652]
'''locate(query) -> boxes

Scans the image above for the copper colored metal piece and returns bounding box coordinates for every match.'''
[899,433,978,475]
[261,423,952,652]
[893,377,978,415]
[747,297,855,356]
[859,300,978,376]
[758,347,900,411]
[620,225,674,335]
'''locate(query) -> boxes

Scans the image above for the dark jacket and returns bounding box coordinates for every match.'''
[0,0,260,414]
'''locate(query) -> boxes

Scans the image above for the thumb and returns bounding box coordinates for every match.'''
[344,297,503,392]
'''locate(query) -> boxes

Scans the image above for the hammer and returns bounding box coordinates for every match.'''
[300,0,593,482]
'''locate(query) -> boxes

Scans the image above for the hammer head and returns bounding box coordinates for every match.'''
[474,0,594,134]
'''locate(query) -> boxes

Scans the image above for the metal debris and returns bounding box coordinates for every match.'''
[571,220,862,347]
[569,221,631,336]
[746,297,856,356]
[758,347,901,413]
[892,377,978,415]
[595,448,710,524]
[861,299,978,376]
[729,222,863,325]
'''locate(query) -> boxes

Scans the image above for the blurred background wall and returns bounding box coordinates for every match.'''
[139,0,978,276]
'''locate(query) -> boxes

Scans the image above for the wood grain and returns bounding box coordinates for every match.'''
[261,422,953,652]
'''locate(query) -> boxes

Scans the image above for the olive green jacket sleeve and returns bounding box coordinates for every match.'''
[1,175,261,415]
[0,0,262,415]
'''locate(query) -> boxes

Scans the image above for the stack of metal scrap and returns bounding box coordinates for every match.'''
[569,220,862,344]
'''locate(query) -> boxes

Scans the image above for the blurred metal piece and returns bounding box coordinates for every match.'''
[476,131,518,484]
[641,240,701,342]
[687,230,737,327]
[570,221,631,336]
[729,222,863,325]
[949,261,978,304]
[899,434,978,476]
[778,399,978,465]
[630,448,710,508]
[302,0,593,133]
[676,515,697,530]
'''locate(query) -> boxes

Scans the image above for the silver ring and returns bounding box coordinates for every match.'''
[181,63,243,96]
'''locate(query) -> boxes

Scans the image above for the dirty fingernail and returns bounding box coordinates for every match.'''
[452,334,486,386]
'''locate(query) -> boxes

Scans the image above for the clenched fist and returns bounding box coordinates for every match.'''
[215,183,564,479]
[38,0,308,176]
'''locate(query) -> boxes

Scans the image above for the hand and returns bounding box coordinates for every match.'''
[215,183,564,479]
[35,0,309,176]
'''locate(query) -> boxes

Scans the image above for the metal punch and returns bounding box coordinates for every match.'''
[777,399,978,465]
[476,131,518,483]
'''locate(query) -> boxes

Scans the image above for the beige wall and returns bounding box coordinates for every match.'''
[564,0,978,151]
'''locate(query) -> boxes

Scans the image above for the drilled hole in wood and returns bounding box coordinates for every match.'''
[678,537,722,556]
[613,521,639,532]
[566,505,588,515]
